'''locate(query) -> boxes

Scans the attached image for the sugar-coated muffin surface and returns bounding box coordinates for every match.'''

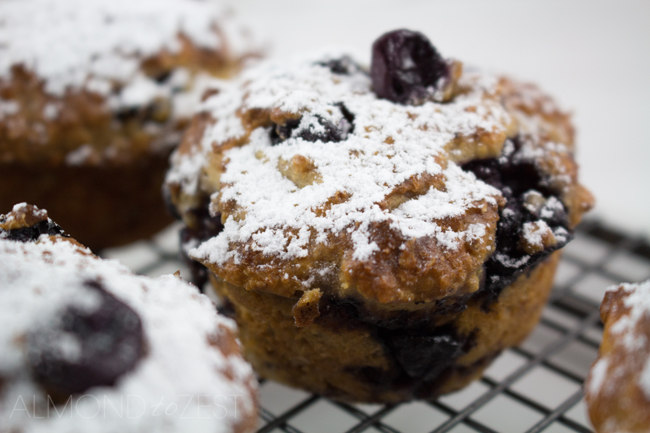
[0,203,258,433]
[0,0,257,165]
[585,280,650,433]
[165,30,593,402]
[167,33,592,305]
[0,0,259,249]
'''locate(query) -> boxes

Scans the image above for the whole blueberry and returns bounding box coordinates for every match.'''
[371,29,449,105]
[27,281,145,399]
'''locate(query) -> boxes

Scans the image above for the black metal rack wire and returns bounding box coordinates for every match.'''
[101,220,650,433]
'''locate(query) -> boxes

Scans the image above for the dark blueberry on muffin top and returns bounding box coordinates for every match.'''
[371,29,449,105]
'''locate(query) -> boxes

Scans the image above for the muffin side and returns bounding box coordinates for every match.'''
[212,252,559,403]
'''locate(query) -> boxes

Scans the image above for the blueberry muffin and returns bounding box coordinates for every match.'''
[165,30,594,402]
[0,0,259,250]
[585,280,650,433]
[0,203,258,433]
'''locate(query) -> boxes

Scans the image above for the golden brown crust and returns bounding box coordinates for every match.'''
[0,64,169,166]
[177,107,504,304]
[585,284,650,433]
[498,78,575,147]
[0,203,48,231]
[169,72,592,306]
[498,78,595,227]
[292,288,322,328]
[339,207,500,304]
[205,203,500,305]
[0,33,251,166]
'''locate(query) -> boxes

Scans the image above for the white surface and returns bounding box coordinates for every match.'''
[222,0,650,238]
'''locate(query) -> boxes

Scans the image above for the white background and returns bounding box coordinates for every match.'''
[222,0,650,239]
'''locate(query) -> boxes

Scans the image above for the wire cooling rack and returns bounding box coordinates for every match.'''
[100,220,650,433]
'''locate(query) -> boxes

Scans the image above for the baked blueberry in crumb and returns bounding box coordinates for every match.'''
[371,29,449,105]
[316,56,363,75]
[269,118,301,145]
[26,281,144,399]
[318,294,472,388]
[2,219,68,242]
[179,202,225,290]
[270,102,355,145]
[296,113,351,143]
[382,327,467,379]
[462,137,573,307]
[0,204,68,242]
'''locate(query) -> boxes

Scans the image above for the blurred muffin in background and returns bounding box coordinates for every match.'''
[0,0,260,250]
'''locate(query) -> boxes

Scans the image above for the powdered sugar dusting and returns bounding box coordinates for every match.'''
[522,221,549,248]
[640,358,650,400]
[0,98,19,118]
[609,281,650,349]
[0,0,254,98]
[0,234,256,432]
[587,358,610,397]
[64,144,95,166]
[603,280,650,399]
[166,148,211,195]
[182,52,508,265]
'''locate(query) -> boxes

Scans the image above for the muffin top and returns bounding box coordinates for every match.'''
[0,0,253,96]
[0,0,258,165]
[166,30,593,307]
[0,203,258,433]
